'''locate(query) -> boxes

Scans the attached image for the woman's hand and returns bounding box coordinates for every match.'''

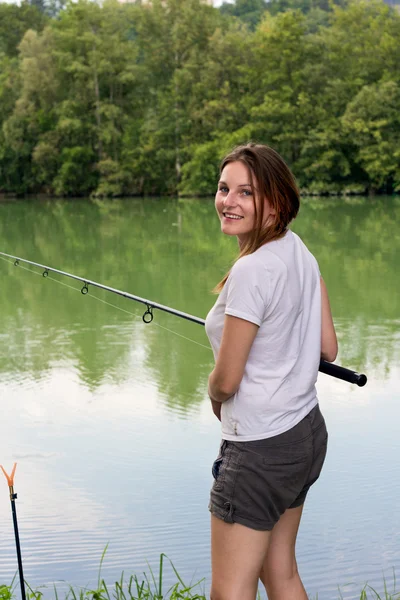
[321,277,338,362]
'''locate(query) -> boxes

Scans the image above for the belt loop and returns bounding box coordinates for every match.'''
[223,501,234,523]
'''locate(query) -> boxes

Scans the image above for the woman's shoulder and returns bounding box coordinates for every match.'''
[230,246,287,283]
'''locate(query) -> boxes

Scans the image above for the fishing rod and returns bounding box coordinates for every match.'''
[0,464,27,600]
[0,250,367,387]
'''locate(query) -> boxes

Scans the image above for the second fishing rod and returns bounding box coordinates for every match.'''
[0,250,367,387]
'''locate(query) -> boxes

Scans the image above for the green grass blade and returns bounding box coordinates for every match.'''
[158,553,165,598]
[98,545,109,589]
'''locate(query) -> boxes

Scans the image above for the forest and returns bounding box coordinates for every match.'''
[0,0,399,197]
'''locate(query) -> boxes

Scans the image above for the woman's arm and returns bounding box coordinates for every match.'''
[208,315,259,404]
[321,277,338,362]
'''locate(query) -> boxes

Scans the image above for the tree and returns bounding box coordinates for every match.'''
[300,0,400,192]
[124,0,223,194]
[2,27,59,193]
[2,0,145,195]
[341,81,400,193]
[219,0,269,28]
[267,0,346,17]
[178,19,256,195]
[0,54,21,192]
[49,0,142,195]
[0,2,47,57]
[1,0,400,196]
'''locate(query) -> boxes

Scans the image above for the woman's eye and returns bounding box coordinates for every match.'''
[218,187,228,193]
[241,189,252,196]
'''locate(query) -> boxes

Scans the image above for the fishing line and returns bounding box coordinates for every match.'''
[0,255,212,352]
[0,251,368,385]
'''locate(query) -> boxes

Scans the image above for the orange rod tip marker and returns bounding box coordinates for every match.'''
[1,462,26,600]
[0,463,17,488]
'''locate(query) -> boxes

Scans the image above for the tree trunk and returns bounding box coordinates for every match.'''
[92,33,103,162]
[174,51,181,189]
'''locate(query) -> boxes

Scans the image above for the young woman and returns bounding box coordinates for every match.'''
[204,143,337,600]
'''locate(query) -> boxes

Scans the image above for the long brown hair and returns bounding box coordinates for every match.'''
[214,143,300,292]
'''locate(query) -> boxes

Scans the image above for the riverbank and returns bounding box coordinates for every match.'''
[0,554,399,600]
[0,190,399,203]
[1,571,399,600]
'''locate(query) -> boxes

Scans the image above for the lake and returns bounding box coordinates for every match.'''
[0,196,399,599]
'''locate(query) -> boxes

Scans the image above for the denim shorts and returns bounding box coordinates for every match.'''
[209,404,328,531]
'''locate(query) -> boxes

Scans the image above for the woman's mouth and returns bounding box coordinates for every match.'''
[223,212,244,221]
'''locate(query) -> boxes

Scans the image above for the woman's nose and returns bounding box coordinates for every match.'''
[222,191,237,206]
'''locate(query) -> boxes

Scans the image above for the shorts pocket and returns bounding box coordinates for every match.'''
[241,439,311,467]
[261,442,311,467]
[212,457,223,480]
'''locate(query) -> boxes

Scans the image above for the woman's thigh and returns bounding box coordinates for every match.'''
[211,515,270,600]
[262,504,304,579]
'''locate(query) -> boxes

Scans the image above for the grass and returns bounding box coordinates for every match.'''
[0,551,400,600]
[0,552,206,600]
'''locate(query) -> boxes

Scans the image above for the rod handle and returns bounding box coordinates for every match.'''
[319,360,367,387]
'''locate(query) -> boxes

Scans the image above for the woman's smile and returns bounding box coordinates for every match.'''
[222,212,244,221]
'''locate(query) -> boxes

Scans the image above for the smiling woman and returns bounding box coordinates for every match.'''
[205,143,337,600]
[213,144,300,292]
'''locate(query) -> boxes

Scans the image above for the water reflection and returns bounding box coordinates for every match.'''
[1,196,399,393]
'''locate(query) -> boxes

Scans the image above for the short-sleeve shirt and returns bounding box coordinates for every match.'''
[205,230,321,441]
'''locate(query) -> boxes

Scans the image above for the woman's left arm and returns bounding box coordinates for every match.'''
[208,315,259,404]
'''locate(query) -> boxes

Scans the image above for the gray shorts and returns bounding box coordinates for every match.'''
[209,404,328,531]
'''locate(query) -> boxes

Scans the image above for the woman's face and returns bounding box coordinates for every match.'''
[215,161,274,246]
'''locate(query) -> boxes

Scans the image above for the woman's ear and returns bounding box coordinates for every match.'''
[264,200,276,223]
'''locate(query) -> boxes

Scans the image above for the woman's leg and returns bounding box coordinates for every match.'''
[260,505,308,600]
[210,515,271,600]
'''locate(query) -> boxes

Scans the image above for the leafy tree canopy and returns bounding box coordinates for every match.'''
[0,2,47,56]
[0,0,399,196]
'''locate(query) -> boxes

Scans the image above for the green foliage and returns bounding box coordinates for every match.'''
[0,585,13,600]
[341,81,400,192]
[267,0,347,17]
[0,553,207,599]
[0,0,400,196]
[0,2,47,57]
[219,0,269,28]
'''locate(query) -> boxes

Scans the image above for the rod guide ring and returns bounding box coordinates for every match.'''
[143,305,153,323]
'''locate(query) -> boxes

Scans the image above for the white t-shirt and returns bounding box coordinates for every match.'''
[205,230,321,442]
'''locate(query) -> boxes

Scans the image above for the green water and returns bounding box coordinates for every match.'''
[1,196,399,389]
[0,196,399,598]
